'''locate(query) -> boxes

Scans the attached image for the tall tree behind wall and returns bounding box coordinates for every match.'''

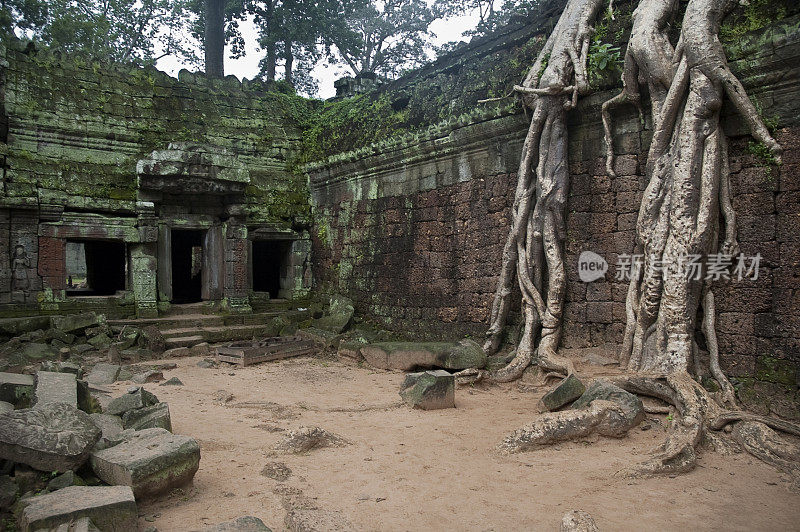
[205,0,225,77]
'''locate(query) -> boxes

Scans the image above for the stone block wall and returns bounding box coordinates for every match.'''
[309,16,800,383]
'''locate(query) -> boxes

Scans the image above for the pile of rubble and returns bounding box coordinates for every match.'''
[0,366,201,531]
[0,312,167,374]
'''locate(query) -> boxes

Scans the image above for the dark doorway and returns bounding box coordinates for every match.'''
[66,240,126,296]
[171,229,205,303]
[252,240,291,298]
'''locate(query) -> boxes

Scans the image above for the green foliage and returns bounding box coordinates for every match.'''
[720,0,789,43]
[3,0,200,67]
[302,92,409,161]
[587,40,622,86]
[747,141,779,168]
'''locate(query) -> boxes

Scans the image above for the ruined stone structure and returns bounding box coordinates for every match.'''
[0,42,312,318]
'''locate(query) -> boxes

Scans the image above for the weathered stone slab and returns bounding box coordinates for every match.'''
[399,370,455,410]
[0,372,34,407]
[361,339,486,371]
[538,374,586,412]
[105,387,158,416]
[0,316,52,337]
[87,333,113,349]
[0,403,101,472]
[0,401,12,413]
[85,363,120,385]
[51,313,103,335]
[20,343,56,361]
[50,516,101,532]
[90,428,200,498]
[205,516,272,531]
[122,402,172,432]
[35,371,77,408]
[19,485,137,532]
[47,470,83,491]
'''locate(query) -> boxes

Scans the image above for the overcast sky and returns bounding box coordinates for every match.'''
[155,10,483,99]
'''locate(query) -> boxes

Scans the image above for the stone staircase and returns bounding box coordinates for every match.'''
[107,301,301,349]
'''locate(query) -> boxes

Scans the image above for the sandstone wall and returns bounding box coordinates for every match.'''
[309,15,800,389]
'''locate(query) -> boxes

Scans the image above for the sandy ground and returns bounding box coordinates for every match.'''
[96,355,800,531]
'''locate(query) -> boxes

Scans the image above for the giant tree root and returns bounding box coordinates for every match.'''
[500,372,800,480]
[499,399,644,453]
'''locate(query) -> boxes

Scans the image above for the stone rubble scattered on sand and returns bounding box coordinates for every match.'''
[261,462,292,481]
[538,374,586,412]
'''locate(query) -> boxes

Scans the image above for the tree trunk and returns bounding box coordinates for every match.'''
[204,0,225,78]
[284,40,294,85]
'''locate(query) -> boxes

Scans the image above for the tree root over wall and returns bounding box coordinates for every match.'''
[487,0,800,482]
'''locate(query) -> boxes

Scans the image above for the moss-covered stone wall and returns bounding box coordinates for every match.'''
[308,9,800,402]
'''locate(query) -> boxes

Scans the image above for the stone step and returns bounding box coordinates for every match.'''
[108,312,281,333]
[164,335,205,349]
[161,324,272,341]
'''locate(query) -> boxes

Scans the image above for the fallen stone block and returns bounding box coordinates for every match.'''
[160,377,184,386]
[162,347,190,358]
[132,370,164,384]
[90,428,200,498]
[0,316,52,337]
[50,516,101,532]
[0,401,12,413]
[44,329,76,346]
[71,344,94,355]
[18,485,137,532]
[399,370,455,410]
[51,313,104,335]
[0,372,34,407]
[105,387,158,416]
[20,343,56,362]
[117,326,140,350]
[40,361,83,378]
[35,371,77,408]
[87,333,113,349]
[336,341,365,364]
[538,374,586,412]
[0,403,101,472]
[122,402,172,432]
[361,339,486,371]
[205,516,272,531]
[312,295,354,334]
[85,364,120,386]
[137,325,166,354]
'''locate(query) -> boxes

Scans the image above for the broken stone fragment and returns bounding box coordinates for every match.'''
[86,333,113,349]
[43,329,76,346]
[85,363,120,386]
[312,295,355,334]
[117,326,140,350]
[132,370,164,384]
[560,510,599,532]
[205,516,272,531]
[20,343,56,362]
[89,412,124,443]
[34,371,77,408]
[0,372,34,407]
[51,313,104,335]
[337,340,365,364]
[47,470,84,491]
[0,316,52,338]
[89,428,200,498]
[137,325,166,354]
[538,374,586,412]
[122,402,172,432]
[0,402,101,472]
[0,401,13,413]
[361,339,486,371]
[18,485,137,532]
[160,377,184,386]
[105,387,158,416]
[399,370,455,410]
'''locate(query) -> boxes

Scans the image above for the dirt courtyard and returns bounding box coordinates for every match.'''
[101,354,800,531]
